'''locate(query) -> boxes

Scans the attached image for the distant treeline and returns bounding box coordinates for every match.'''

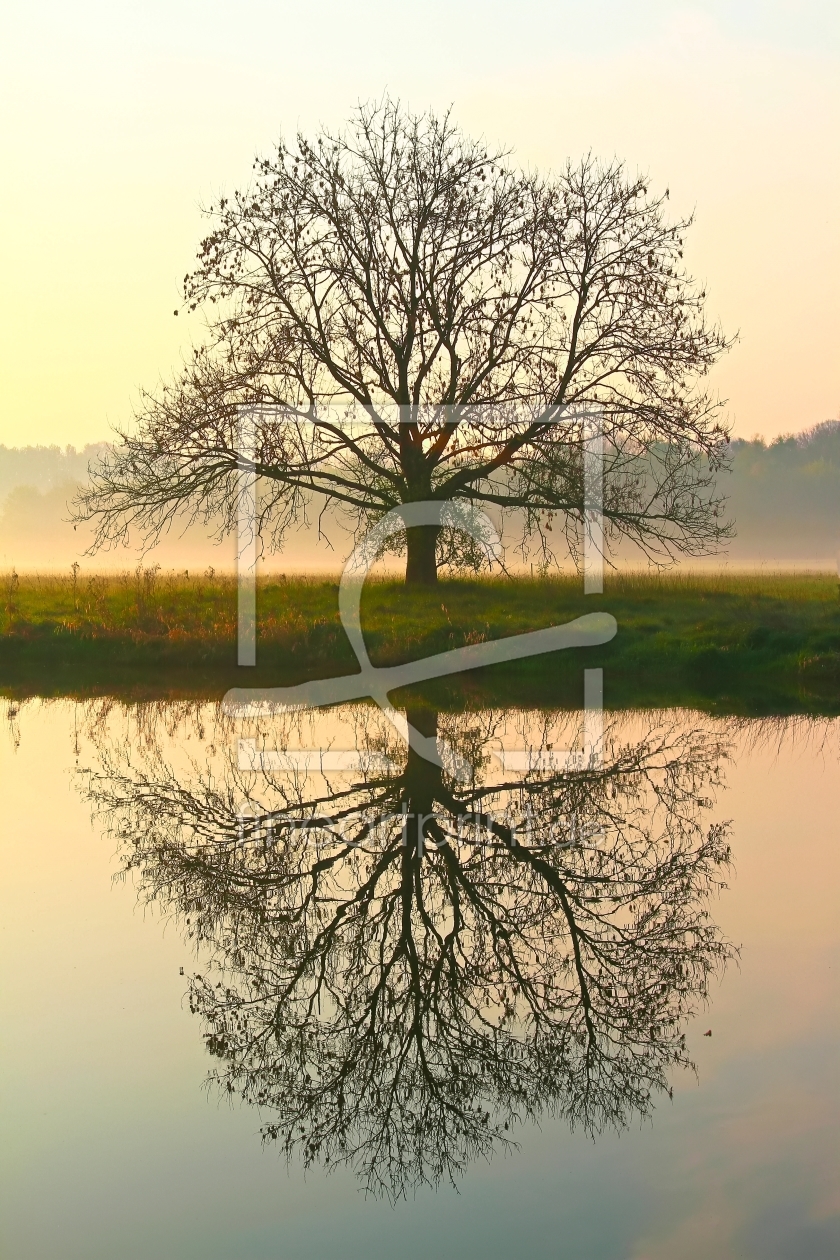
[726,422,839,559]
[1,424,838,569]
[0,443,109,503]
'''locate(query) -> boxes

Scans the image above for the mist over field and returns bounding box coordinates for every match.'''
[1,422,838,574]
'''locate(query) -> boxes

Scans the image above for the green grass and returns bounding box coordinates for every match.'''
[1,567,838,713]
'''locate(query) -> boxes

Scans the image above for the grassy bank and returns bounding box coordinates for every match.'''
[1,568,838,713]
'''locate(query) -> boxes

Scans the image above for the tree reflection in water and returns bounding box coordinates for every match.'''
[82,704,735,1199]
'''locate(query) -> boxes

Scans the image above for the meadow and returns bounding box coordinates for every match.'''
[2,565,838,713]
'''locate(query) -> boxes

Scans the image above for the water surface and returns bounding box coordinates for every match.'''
[1,700,837,1259]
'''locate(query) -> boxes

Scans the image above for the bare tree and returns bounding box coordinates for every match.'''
[75,100,733,584]
[82,703,734,1198]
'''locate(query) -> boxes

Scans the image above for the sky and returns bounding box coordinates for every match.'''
[0,0,838,449]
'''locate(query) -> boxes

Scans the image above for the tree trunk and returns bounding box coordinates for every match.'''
[404,524,440,586]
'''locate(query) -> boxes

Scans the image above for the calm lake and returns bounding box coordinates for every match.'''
[1,699,838,1260]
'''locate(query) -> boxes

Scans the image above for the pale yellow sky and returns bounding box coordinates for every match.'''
[0,1,837,449]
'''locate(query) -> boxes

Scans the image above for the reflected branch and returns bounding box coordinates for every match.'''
[81,704,735,1199]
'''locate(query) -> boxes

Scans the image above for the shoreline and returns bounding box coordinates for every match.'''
[2,571,837,713]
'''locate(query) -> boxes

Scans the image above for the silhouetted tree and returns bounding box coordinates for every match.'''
[74,100,732,584]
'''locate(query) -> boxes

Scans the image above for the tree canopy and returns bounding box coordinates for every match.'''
[75,100,733,582]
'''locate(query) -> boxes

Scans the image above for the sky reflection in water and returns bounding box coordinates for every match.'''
[0,701,838,1259]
